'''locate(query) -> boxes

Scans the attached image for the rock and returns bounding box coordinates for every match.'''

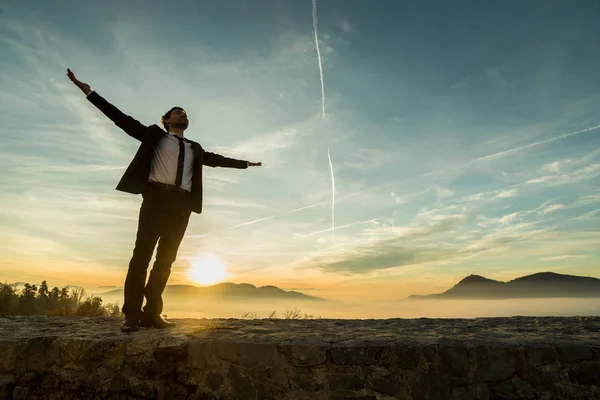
[327,373,364,391]
[451,383,489,400]
[0,374,15,399]
[525,345,557,367]
[331,339,392,366]
[438,338,470,379]
[490,376,536,400]
[280,340,327,367]
[187,340,211,369]
[128,378,156,398]
[0,316,599,399]
[394,340,435,370]
[568,363,600,385]
[371,376,399,395]
[294,369,326,392]
[226,366,256,399]
[0,340,17,372]
[12,386,30,400]
[213,340,282,368]
[474,345,517,382]
[557,345,594,363]
[411,371,451,400]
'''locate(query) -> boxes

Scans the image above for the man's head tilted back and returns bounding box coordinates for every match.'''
[161,106,188,133]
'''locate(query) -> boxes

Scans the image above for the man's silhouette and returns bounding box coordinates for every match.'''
[67,69,262,332]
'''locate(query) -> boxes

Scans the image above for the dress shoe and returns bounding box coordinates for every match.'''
[139,315,176,329]
[120,318,139,333]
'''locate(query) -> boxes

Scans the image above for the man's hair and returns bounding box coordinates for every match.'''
[161,106,185,131]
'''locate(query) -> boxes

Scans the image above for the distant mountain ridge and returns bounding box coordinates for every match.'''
[408,272,600,299]
[95,282,324,301]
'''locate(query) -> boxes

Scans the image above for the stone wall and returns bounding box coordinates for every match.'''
[0,316,599,399]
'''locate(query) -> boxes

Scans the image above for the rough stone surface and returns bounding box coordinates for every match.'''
[0,316,599,399]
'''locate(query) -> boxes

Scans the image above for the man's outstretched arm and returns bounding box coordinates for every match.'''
[203,151,262,169]
[67,69,147,141]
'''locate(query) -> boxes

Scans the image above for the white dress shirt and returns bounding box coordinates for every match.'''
[148,133,194,191]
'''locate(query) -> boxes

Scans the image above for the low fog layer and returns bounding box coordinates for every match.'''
[96,294,600,319]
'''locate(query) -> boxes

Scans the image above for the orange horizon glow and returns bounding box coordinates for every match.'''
[186,253,229,286]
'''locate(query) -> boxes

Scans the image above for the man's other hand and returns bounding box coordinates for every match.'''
[67,69,91,95]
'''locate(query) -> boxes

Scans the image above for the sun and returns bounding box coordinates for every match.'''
[187,254,229,286]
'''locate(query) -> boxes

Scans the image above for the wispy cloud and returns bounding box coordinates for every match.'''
[2,0,599,293]
[541,255,587,261]
[495,187,518,199]
[304,214,470,274]
[214,128,299,156]
[526,163,600,186]
[539,203,566,214]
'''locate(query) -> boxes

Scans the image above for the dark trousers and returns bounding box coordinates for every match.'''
[121,184,192,319]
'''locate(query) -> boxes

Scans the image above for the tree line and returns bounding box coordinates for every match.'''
[0,280,123,318]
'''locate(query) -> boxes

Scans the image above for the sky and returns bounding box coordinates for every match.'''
[1,0,599,303]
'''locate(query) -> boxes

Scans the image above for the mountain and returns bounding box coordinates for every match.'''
[408,272,600,299]
[94,282,324,302]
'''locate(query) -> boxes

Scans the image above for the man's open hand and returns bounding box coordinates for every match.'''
[248,162,262,167]
[67,69,91,95]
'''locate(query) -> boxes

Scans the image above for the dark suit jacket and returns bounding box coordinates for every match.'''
[87,91,248,214]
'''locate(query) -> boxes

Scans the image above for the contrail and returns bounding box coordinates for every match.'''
[327,148,335,242]
[218,218,378,256]
[194,123,600,237]
[312,0,325,117]
[312,0,335,243]
[185,200,329,238]
[470,124,600,164]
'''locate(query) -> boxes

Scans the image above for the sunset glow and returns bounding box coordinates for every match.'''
[187,254,229,286]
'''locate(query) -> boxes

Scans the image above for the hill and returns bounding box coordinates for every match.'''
[407,272,600,299]
[95,282,324,302]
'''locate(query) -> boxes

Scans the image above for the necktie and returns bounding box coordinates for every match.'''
[175,136,185,187]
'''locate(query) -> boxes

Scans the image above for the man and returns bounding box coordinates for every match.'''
[67,69,262,333]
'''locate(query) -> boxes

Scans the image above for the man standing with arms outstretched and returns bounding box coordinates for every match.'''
[67,69,262,333]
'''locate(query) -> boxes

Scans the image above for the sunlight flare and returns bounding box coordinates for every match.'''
[187,254,229,285]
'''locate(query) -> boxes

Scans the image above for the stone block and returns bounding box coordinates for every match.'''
[279,340,327,367]
[0,374,15,399]
[331,340,392,366]
[411,371,450,400]
[451,383,489,400]
[128,377,157,398]
[327,372,365,391]
[568,363,600,385]
[104,343,126,371]
[293,369,326,392]
[371,375,399,395]
[393,341,436,371]
[393,343,421,369]
[474,345,517,382]
[557,345,594,363]
[213,340,282,368]
[0,340,17,372]
[226,366,257,399]
[12,386,30,400]
[525,345,557,367]
[438,338,470,378]
[489,377,536,400]
[187,340,212,369]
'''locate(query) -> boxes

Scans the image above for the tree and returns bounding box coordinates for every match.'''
[16,283,37,315]
[1,281,123,318]
[0,283,17,316]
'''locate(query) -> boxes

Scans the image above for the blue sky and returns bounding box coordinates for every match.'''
[1,0,599,300]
